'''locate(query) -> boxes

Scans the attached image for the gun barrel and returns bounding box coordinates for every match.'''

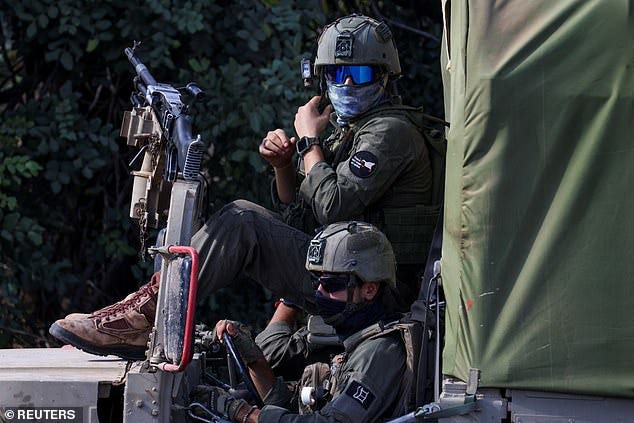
[125,47,158,87]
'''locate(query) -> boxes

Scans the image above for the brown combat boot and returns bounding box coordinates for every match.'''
[49,273,160,360]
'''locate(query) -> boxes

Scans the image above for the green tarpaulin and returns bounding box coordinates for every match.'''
[440,0,634,398]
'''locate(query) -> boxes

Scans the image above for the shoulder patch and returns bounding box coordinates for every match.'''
[344,380,376,410]
[349,151,378,178]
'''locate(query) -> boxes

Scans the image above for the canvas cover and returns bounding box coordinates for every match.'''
[440,0,634,397]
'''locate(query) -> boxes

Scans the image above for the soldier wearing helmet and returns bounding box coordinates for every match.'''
[196,222,407,423]
[50,15,435,362]
[305,221,397,334]
[261,14,436,309]
[313,14,402,126]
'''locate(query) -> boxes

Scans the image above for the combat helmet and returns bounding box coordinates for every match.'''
[306,221,396,288]
[314,14,401,79]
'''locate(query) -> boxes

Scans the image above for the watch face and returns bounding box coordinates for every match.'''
[297,137,309,154]
[297,137,318,155]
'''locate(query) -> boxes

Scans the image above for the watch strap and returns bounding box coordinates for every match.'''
[296,136,321,156]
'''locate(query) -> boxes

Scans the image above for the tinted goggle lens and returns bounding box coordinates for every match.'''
[324,65,379,84]
[311,273,350,293]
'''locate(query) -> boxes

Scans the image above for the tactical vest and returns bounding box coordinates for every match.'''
[361,106,446,267]
[283,105,447,266]
[342,319,422,417]
[297,319,422,417]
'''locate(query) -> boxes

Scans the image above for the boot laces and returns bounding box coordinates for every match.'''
[92,280,158,319]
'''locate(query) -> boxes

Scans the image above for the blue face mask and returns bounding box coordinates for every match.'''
[327,79,387,127]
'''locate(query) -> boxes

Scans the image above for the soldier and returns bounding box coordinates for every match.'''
[49,14,436,360]
[194,222,409,423]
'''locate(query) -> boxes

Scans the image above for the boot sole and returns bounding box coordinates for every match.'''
[49,322,147,361]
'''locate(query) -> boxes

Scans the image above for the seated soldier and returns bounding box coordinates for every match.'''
[254,301,343,382]
[49,14,437,360]
[195,221,408,422]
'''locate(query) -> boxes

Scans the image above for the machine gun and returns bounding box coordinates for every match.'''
[117,42,209,422]
[121,41,206,242]
[116,44,265,423]
[0,43,263,423]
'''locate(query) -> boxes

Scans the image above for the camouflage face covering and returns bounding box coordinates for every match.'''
[327,79,386,126]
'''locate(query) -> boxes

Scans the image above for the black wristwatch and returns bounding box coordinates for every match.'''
[296,136,321,156]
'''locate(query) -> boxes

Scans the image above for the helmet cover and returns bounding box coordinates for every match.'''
[306,221,396,288]
[314,14,401,78]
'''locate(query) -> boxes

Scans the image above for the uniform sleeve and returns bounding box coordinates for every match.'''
[258,334,406,423]
[255,322,311,378]
[299,117,419,225]
[262,375,294,408]
[270,177,287,212]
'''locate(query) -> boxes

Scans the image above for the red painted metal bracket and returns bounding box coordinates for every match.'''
[156,245,199,372]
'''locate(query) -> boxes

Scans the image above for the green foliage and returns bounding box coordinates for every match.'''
[0,0,443,347]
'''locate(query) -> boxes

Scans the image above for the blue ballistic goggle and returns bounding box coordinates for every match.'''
[311,272,356,293]
[323,65,381,85]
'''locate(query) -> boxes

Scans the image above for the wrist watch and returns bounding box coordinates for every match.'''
[296,136,321,156]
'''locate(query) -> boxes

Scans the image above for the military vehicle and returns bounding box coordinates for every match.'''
[1,1,633,422]
[423,1,634,421]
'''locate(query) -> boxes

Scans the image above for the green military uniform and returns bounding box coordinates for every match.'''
[296,104,432,227]
[276,102,436,307]
[256,319,407,422]
[190,13,438,312]
[190,102,436,314]
[254,320,340,381]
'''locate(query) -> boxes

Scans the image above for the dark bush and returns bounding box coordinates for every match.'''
[0,0,442,347]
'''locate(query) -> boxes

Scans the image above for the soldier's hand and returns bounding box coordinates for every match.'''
[213,319,265,364]
[259,129,296,169]
[190,385,249,421]
[294,96,332,138]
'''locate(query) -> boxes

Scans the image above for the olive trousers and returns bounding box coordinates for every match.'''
[191,200,317,313]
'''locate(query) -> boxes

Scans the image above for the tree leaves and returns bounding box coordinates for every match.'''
[0,0,444,347]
